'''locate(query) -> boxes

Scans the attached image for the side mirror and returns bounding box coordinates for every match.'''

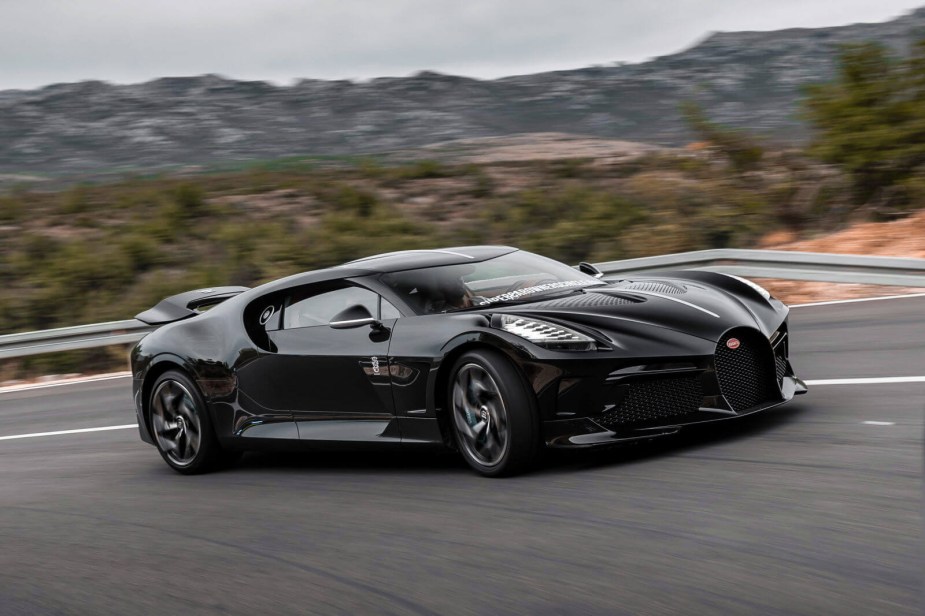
[578,261,604,278]
[330,304,379,329]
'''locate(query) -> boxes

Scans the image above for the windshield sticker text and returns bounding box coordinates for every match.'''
[477,280,599,305]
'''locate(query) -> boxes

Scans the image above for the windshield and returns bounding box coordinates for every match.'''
[380,251,606,314]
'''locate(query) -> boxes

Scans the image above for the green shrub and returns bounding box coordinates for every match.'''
[392,160,454,180]
[331,186,378,217]
[546,158,591,179]
[803,39,925,211]
[172,183,205,217]
[681,101,764,173]
[0,195,24,222]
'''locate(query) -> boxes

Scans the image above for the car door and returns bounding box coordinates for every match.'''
[265,283,401,442]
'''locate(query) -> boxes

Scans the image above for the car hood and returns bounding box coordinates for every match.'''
[487,279,786,343]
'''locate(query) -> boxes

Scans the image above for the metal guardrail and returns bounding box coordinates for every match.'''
[3,249,925,359]
[0,319,155,359]
[595,249,925,287]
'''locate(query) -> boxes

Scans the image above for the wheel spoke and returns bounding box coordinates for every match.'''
[452,364,509,468]
[178,396,196,420]
[185,424,200,455]
[466,372,490,405]
[481,434,501,459]
[488,418,506,452]
[158,393,181,422]
[468,419,489,442]
[151,411,175,436]
[157,425,180,439]
[489,404,507,435]
[152,392,168,420]
[178,432,189,459]
[161,436,179,454]
[151,379,202,466]
[452,387,470,422]
[162,385,181,412]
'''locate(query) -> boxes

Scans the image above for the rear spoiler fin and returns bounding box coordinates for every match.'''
[135,286,249,325]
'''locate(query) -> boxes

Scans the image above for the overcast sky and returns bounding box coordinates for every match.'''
[2,0,924,90]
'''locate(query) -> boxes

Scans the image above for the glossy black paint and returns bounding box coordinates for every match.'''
[130,247,806,457]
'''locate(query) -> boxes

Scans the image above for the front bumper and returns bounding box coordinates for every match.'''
[132,377,156,445]
[541,323,807,448]
[545,374,806,447]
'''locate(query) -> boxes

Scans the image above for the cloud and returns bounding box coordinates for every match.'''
[1,0,923,89]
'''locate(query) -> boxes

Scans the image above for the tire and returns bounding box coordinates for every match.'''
[148,370,238,474]
[448,349,539,477]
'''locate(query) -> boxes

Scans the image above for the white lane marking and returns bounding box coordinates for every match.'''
[791,292,925,308]
[0,372,131,394]
[806,376,925,385]
[0,424,138,441]
[862,421,896,426]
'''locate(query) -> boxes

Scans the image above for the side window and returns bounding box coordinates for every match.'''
[380,297,402,320]
[284,286,379,329]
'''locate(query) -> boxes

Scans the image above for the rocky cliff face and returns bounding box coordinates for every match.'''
[3,8,925,176]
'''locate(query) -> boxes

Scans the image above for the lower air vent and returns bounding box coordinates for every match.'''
[771,327,789,385]
[774,350,787,385]
[715,329,780,412]
[596,375,702,428]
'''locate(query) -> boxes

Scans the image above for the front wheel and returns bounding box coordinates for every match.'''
[448,349,539,477]
[148,370,238,474]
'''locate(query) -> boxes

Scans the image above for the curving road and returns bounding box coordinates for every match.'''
[1,298,922,615]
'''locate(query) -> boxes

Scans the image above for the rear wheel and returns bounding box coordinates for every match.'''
[448,349,539,477]
[149,370,238,474]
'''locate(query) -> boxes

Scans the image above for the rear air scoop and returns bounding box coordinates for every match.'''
[135,286,249,325]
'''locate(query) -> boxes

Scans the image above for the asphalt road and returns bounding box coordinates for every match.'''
[1,298,922,615]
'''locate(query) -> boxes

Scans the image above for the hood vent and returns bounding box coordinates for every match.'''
[524,292,644,310]
[613,280,688,295]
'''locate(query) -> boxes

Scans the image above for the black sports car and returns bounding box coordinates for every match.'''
[131,246,806,477]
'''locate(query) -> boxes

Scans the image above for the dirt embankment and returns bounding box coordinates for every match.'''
[757,210,925,304]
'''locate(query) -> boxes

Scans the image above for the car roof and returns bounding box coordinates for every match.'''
[239,246,519,299]
[342,245,518,273]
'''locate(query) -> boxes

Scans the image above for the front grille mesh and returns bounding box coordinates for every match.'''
[597,375,702,428]
[715,329,779,412]
[592,326,789,430]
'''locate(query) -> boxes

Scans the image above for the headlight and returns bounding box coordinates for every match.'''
[496,314,596,351]
[721,274,771,300]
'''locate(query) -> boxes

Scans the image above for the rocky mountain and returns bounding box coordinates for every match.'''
[3,7,925,177]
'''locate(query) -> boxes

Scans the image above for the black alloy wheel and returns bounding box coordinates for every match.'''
[449,349,539,477]
[149,370,237,474]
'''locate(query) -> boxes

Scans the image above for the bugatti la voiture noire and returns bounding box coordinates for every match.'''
[131,246,806,477]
